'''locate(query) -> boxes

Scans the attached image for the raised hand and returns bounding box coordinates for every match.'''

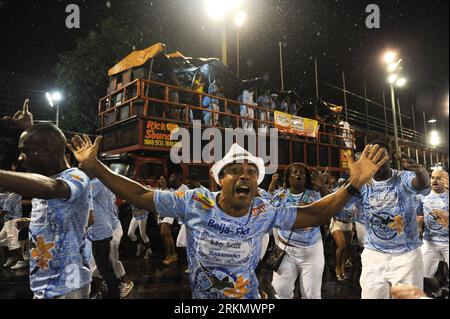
[317,169,329,188]
[67,134,102,168]
[346,144,389,188]
[401,156,424,173]
[3,99,33,130]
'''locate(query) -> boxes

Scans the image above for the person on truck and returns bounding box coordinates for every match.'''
[68,134,388,299]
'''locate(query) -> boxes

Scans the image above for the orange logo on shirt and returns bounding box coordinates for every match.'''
[223,275,250,299]
[31,236,55,270]
[388,215,405,235]
[70,174,84,182]
[175,191,185,198]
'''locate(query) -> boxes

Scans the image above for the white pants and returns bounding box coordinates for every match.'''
[176,224,186,247]
[259,110,269,134]
[355,222,366,248]
[360,247,423,299]
[0,220,21,250]
[260,233,270,260]
[272,240,324,299]
[110,225,126,278]
[421,240,449,278]
[127,217,149,243]
[241,107,254,131]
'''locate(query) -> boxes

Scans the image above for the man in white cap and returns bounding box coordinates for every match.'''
[68,135,388,299]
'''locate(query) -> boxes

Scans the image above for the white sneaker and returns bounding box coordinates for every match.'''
[2,257,18,268]
[136,244,144,257]
[120,281,134,298]
[144,248,153,259]
[10,260,28,270]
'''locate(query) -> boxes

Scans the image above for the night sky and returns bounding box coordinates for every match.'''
[0,0,448,123]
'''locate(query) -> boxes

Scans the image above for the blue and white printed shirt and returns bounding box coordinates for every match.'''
[29,168,91,299]
[87,178,117,241]
[154,188,297,299]
[351,170,430,254]
[272,189,322,247]
[418,190,448,243]
[2,193,22,221]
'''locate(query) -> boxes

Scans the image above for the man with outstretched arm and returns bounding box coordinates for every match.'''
[0,101,92,299]
[69,135,388,299]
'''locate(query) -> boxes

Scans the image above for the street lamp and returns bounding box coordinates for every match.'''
[383,50,407,170]
[429,130,440,147]
[234,10,246,78]
[45,91,63,127]
[383,51,397,64]
[204,0,245,66]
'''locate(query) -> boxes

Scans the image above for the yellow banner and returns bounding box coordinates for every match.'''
[274,111,319,138]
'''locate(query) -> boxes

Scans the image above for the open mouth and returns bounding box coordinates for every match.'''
[235,185,251,195]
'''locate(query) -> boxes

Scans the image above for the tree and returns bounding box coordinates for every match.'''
[55,17,140,134]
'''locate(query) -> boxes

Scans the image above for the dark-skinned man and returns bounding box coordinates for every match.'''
[69,136,387,299]
[0,100,91,299]
[351,140,431,299]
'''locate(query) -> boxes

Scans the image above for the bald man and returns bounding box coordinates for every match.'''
[417,169,449,279]
[0,105,92,299]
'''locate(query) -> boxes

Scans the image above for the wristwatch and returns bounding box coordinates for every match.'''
[344,182,362,198]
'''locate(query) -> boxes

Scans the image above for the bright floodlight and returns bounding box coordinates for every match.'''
[52,92,62,102]
[205,0,227,19]
[387,63,398,72]
[388,74,398,84]
[205,0,243,19]
[234,10,247,27]
[45,92,54,107]
[383,51,397,64]
[429,130,440,147]
[428,117,437,124]
[395,77,407,87]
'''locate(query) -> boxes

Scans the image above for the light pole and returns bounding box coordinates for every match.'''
[46,91,63,127]
[383,50,407,170]
[389,82,401,169]
[234,10,246,78]
[205,0,245,67]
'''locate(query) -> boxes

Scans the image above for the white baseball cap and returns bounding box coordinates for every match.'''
[210,143,265,185]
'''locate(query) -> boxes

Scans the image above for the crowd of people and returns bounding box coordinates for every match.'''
[0,100,448,299]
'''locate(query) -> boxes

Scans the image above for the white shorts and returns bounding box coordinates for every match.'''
[355,222,366,248]
[176,224,186,247]
[0,220,21,250]
[158,217,175,225]
[330,219,352,233]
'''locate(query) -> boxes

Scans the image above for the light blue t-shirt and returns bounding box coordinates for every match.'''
[418,190,449,243]
[352,169,430,254]
[272,189,322,247]
[334,204,355,223]
[2,193,22,221]
[87,178,117,241]
[257,188,272,201]
[0,192,9,210]
[154,188,297,299]
[29,168,91,299]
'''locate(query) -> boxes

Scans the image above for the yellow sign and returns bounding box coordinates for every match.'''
[144,120,179,148]
[274,111,319,138]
